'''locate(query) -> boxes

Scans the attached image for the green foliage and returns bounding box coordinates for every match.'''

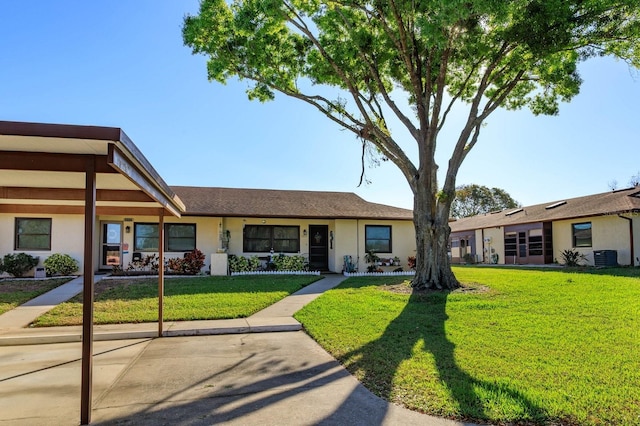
[2,253,39,277]
[452,184,520,218]
[228,254,261,272]
[183,0,640,288]
[271,254,308,271]
[43,253,79,276]
[560,249,588,267]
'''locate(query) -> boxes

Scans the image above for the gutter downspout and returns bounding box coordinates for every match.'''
[618,215,634,266]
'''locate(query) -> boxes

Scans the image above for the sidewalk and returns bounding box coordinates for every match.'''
[0,274,348,346]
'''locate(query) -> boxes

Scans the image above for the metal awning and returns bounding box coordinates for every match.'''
[0,120,185,424]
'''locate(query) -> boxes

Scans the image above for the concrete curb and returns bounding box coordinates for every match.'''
[0,318,303,346]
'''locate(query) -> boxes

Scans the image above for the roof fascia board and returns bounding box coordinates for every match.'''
[0,187,155,202]
[107,144,182,217]
[181,212,413,221]
[0,120,122,141]
[0,151,114,173]
[0,204,172,216]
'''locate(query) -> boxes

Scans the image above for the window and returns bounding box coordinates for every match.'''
[504,232,517,257]
[243,225,300,253]
[166,224,196,251]
[572,222,592,248]
[134,223,159,251]
[365,225,392,253]
[15,218,52,250]
[528,229,543,256]
[133,223,196,252]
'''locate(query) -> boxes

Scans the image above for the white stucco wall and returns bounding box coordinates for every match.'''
[479,227,505,264]
[1,212,417,276]
[0,213,85,276]
[354,219,416,272]
[97,214,220,274]
[553,215,633,266]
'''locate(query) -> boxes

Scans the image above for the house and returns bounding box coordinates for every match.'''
[0,120,416,277]
[449,187,640,266]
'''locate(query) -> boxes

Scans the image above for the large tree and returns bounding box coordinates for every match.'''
[451,184,519,218]
[183,0,640,290]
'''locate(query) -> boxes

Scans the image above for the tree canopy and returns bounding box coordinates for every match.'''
[183,0,640,289]
[451,184,519,218]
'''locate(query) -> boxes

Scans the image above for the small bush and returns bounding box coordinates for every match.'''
[2,253,39,277]
[44,253,79,276]
[271,254,307,271]
[126,254,160,274]
[560,249,588,267]
[228,254,261,272]
[167,249,206,275]
[407,256,416,269]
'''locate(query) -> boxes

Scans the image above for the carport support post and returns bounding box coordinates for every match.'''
[158,211,164,337]
[81,158,96,425]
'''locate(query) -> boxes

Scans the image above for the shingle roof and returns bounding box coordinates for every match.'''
[171,186,414,220]
[450,186,640,232]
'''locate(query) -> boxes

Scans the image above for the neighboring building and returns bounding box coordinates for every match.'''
[449,187,640,266]
[0,121,416,276]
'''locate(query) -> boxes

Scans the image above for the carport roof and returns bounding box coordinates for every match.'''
[0,120,185,217]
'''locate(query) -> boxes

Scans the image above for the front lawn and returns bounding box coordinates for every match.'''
[294,267,640,425]
[0,278,72,315]
[33,275,320,326]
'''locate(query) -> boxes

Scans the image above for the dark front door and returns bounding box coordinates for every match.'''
[309,225,328,271]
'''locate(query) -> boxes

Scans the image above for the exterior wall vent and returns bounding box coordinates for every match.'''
[545,201,567,210]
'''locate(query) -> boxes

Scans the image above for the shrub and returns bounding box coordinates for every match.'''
[2,253,39,277]
[185,249,206,274]
[228,254,261,272]
[44,253,79,276]
[126,254,160,274]
[407,256,416,269]
[271,254,307,271]
[167,249,206,275]
[560,249,588,267]
[0,257,4,274]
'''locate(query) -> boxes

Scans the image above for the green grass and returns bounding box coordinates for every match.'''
[294,267,640,425]
[0,278,72,315]
[34,275,320,326]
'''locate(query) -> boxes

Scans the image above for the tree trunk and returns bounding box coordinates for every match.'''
[411,191,459,290]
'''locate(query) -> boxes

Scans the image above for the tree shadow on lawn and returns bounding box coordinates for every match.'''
[337,288,549,424]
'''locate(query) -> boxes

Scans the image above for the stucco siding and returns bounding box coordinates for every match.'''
[0,213,85,276]
[356,220,415,272]
[476,227,505,264]
[98,215,220,273]
[553,216,632,266]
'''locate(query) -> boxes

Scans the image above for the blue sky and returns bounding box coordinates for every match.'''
[1,1,639,210]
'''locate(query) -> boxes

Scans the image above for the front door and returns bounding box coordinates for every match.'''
[101,222,123,269]
[308,225,328,271]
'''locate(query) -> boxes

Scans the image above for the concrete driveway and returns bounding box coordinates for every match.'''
[0,332,469,426]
